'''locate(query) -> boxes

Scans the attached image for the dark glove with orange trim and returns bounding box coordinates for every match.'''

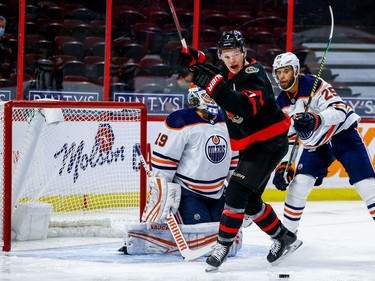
[273,162,295,191]
[192,64,225,98]
[293,112,321,139]
[178,46,206,67]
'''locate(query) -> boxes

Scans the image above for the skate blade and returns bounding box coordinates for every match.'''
[205,265,219,272]
[271,239,303,266]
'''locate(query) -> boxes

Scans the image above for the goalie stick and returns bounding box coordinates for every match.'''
[135,144,214,261]
[283,6,334,181]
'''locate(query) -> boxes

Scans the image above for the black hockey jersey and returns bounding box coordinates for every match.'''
[210,59,290,151]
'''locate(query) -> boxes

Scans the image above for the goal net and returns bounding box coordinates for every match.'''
[0,100,147,251]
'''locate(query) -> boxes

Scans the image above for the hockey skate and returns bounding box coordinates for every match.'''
[267,226,302,265]
[205,242,230,272]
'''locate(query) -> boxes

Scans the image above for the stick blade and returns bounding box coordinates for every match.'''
[182,242,214,261]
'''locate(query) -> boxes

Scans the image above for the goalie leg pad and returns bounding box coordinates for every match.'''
[124,222,177,255]
[123,222,240,256]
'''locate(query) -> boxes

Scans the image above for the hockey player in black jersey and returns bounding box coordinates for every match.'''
[179,30,302,271]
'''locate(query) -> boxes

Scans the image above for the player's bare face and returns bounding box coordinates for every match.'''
[221,49,244,75]
[275,66,295,90]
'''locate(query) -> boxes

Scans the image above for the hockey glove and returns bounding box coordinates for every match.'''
[293,112,321,139]
[192,64,225,98]
[272,162,295,191]
[178,46,206,67]
[142,177,181,223]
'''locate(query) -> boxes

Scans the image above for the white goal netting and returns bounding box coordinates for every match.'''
[0,101,147,251]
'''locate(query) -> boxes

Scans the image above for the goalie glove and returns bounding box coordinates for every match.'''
[192,64,225,98]
[272,162,295,191]
[142,177,181,224]
[178,46,206,67]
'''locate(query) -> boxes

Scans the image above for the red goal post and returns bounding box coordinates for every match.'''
[0,100,147,251]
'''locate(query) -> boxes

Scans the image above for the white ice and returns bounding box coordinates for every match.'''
[1,201,374,281]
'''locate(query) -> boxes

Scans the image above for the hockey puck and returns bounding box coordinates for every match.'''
[278,274,290,278]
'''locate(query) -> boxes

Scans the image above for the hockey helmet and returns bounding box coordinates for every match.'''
[272,52,300,91]
[188,85,219,116]
[218,30,245,51]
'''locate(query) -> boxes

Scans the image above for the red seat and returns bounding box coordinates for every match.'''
[201,10,228,27]
[56,54,77,62]
[63,75,89,82]
[198,25,220,44]
[113,10,146,30]
[252,30,278,45]
[89,20,106,37]
[140,7,172,28]
[133,22,163,54]
[84,36,105,52]
[111,56,130,66]
[140,57,164,72]
[54,36,75,54]
[257,16,286,30]
[227,11,253,27]
[84,56,104,66]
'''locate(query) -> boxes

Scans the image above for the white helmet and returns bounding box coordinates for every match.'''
[188,86,219,116]
[272,52,300,91]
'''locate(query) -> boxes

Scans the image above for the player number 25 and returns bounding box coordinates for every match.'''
[321,86,338,101]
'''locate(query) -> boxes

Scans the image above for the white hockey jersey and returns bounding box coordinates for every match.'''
[276,74,360,152]
[151,108,238,199]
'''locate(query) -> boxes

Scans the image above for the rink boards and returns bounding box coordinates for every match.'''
[147,120,375,201]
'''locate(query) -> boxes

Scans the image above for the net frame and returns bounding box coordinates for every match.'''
[0,100,147,252]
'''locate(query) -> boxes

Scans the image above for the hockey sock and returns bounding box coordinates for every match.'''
[217,206,244,246]
[251,202,281,237]
[354,178,375,220]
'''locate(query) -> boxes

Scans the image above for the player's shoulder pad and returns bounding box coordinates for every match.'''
[165,109,203,129]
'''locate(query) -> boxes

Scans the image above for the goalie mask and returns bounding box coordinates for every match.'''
[272,52,300,91]
[217,30,245,59]
[188,86,219,116]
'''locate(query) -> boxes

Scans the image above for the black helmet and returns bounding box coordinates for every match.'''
[218,30,245,51]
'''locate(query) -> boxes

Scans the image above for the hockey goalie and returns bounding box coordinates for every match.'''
[120,85,243,258]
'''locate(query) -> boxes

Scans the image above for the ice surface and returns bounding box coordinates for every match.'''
[1,201,374,281]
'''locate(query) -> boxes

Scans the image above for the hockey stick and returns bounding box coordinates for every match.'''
[283,6,334,182]
[135,144,214,261]
[167,0,187,50]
